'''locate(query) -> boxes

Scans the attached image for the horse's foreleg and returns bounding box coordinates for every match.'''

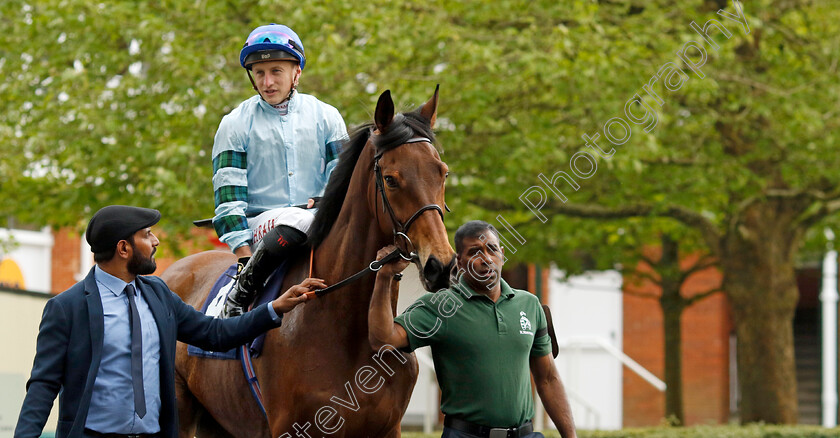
[196,412,237,438]
[382,425,403,438]
[175,365,199,438]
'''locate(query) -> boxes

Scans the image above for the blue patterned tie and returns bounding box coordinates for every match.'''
[124,284,147,418]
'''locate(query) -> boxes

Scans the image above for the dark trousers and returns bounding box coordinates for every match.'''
[441,427,545,438]
[83,430,160,438]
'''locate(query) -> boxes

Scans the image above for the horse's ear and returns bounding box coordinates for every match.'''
[419,84,439,129]
[375,90,395,133]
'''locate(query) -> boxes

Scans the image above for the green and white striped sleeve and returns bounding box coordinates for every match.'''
[212,116,251,251]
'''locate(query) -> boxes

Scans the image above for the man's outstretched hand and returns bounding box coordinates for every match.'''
[272,278,327,313]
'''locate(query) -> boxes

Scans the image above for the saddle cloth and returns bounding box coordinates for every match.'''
[187,261,288,359]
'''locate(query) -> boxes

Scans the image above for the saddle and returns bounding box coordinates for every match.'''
[188,260,290,359]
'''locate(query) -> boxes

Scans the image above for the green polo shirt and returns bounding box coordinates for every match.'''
[394,277,552,427]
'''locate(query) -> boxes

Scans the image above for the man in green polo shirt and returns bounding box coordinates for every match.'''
[368,220,577,438]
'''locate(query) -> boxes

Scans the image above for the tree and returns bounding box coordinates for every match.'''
[2,0,838,423]
[624,233,722,425]
[0,0,471,247]
[454,0,840,423]
[541,216,723,425]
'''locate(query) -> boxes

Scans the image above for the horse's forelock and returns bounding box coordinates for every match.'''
[374,111,436,154]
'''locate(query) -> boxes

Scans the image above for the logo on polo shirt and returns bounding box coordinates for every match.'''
[519,311,533,335]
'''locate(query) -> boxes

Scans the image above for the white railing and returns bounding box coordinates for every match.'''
[536,336,666,430]
[535,387,601,430]
[559,336,666,391]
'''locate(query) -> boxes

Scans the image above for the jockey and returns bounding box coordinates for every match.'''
[212,24,348,318]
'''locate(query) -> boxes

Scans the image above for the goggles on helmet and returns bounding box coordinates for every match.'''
[240,25,306,70]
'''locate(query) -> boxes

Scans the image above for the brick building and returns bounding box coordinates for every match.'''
[621,259,731,426]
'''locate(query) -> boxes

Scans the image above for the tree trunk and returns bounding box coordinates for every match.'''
[658,234,686,425]
[721,201,804,424]
[661,296,686,425]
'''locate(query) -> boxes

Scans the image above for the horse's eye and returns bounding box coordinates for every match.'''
[445,172,449,179]
[384,175,398,187]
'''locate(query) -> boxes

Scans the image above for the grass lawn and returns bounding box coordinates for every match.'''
[402,424,840,438]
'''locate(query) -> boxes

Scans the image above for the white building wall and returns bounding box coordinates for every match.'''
[548,268,624,430]
[0,228,54,293]
[395,265,437,429]
[0,290,58,437]
[0,228,57,436]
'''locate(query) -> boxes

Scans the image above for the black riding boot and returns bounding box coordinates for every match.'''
[221,225,308,318]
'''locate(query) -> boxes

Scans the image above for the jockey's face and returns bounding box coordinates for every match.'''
[251,60,301,106]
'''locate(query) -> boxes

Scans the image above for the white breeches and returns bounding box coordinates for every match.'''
[247,207,314,249]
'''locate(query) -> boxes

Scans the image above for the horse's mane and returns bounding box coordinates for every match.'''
[307,110,436,248]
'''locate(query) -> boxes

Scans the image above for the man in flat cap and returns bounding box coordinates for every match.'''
[15,205,325,438]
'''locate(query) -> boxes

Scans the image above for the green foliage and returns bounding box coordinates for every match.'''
[403,425,840,438]
[435,0,839,267]
[1,0,838,264]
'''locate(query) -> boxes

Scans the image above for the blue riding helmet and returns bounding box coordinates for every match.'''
[240,24,306,70]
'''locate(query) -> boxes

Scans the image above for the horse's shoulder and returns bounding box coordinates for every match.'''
[161,250,237,301]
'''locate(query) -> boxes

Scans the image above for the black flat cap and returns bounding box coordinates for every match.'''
[86,205,161,253]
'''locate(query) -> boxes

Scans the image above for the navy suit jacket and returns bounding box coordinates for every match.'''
[15,267,281,438]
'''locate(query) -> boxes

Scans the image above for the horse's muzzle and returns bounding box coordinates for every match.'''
[423,254,455,291]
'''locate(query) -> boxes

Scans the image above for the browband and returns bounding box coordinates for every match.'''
[374,136,432,160]
[405,137,432,144]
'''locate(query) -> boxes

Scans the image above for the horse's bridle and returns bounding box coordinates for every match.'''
[309,134,449,298]
[374,135,448,260]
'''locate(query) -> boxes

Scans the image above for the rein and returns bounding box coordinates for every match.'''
[305,247,405,298]
[306,134,447,298]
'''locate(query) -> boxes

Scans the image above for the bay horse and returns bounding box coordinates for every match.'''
[162,87,455,438]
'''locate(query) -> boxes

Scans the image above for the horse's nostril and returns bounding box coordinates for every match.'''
[423,255,454,290]
[445,255,456,273]
[423,255,443,279]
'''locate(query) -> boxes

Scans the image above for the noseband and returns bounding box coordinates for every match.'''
[374,135,448,259]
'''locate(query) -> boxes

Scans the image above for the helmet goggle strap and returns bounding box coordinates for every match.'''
[247,69,258,92]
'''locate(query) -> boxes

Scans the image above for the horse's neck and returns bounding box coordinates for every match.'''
[315,210,386,281]
[312,146,389,306]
